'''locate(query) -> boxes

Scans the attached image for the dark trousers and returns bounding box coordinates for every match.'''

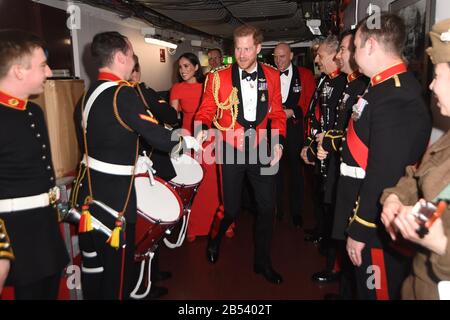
[14,273,61,300]
[79,223,136,300]
[312,173,326,235]
[353,243,410,300]
[216,160,276,267]
[276,122,304,220]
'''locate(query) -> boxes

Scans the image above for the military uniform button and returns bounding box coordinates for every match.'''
[342,137,346,141]
[0,233,5,240]
[50,177,54,181]
[28,112,33,116]
[42,155,46,160]
[30,123,36,128]
[36,133,41,138]
[339,147,343,151]
[42,144,46,149]
[46,165,51,170]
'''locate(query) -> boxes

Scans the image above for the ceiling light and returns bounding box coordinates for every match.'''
[144,35,178,49]
[306,19,322,36]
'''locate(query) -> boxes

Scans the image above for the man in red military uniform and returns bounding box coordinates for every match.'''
[273,42,316,227]
[195,25,286,284]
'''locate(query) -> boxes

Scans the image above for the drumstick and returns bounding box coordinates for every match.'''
[425,201,447,229]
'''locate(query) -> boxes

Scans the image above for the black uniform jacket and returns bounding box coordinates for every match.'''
[0,94,68,286]
[343,66,431,244]
[135,82,179,181]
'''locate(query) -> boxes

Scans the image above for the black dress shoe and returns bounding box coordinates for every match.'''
[254,265,283,284]
[152,271,172,282]
[304,233,323,244]
[206,238,220,264]
[304,228,317,235]
[292,216,303,228]
[311,270,340,283]
[276,211,284,221]
[148,285,168,299]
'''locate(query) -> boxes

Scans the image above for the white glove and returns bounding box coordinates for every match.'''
[183,135,200,152]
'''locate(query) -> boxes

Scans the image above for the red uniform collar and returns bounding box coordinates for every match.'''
[347,71,361,83]
[328,69,341,79]
[371,63,407,86]
[97,72,123,82]
[0,90,27,111]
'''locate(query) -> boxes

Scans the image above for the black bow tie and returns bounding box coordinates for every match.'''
[242,70,257,81]
[280,69,289,76]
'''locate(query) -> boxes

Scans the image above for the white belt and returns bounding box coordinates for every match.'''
[340,162,366,179]
[0,187,60,213]
[81,154,155,178]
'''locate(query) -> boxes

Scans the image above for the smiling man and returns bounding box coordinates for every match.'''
[195,25,286,285]
[0,30,69,299]
[343,14,431,300]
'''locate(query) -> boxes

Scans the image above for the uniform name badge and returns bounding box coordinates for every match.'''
[258,78,267,91]
[351,96,368,121]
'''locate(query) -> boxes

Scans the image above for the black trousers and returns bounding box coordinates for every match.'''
[14,273,61,300]
[353,241,411,300]
[276,121,304,220]
[79,223,136,300]
[217,158,276,268]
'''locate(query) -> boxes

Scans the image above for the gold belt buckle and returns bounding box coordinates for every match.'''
[48,187,60,205]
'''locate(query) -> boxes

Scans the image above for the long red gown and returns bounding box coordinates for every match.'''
[170,82,223,238]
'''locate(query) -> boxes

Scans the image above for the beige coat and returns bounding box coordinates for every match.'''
[381,130,450,300]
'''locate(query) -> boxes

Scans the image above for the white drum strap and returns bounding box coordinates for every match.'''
[82,81,118,131]
[135,151,157,185]
[129,251,155,300]
[163,208,191,249]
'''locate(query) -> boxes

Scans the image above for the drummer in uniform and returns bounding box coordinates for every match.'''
[72,31,199,300]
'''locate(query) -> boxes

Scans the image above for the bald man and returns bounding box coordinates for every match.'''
[273,43,316,227]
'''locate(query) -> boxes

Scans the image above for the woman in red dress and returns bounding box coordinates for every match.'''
[170,53,232,241]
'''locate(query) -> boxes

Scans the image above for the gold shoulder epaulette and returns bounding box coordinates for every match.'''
[212,65,231,73]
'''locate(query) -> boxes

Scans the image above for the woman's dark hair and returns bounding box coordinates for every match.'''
[177,52,205,83]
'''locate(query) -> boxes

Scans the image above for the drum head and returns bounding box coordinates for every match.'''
[170,154,204,186]
[135,177,182,223]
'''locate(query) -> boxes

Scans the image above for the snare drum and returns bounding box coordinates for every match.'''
[134,174,183,261]
[169,154,204,208]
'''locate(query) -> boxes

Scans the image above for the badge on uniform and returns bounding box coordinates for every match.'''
[351,96,368,121]
[323,83,334,98]
[293,79,301,93]
[258,78,267,91]
[260,92,266,102]
[339,93,350,111]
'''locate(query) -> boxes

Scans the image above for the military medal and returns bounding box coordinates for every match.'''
[260,93,266,102]
[293,79,301,93]
[339,93,350,111]
[258,78,267,91]
[351,96,368,121]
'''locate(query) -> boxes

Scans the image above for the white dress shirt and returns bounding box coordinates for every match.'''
[239,65,258,122]
[280,63,293,104]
